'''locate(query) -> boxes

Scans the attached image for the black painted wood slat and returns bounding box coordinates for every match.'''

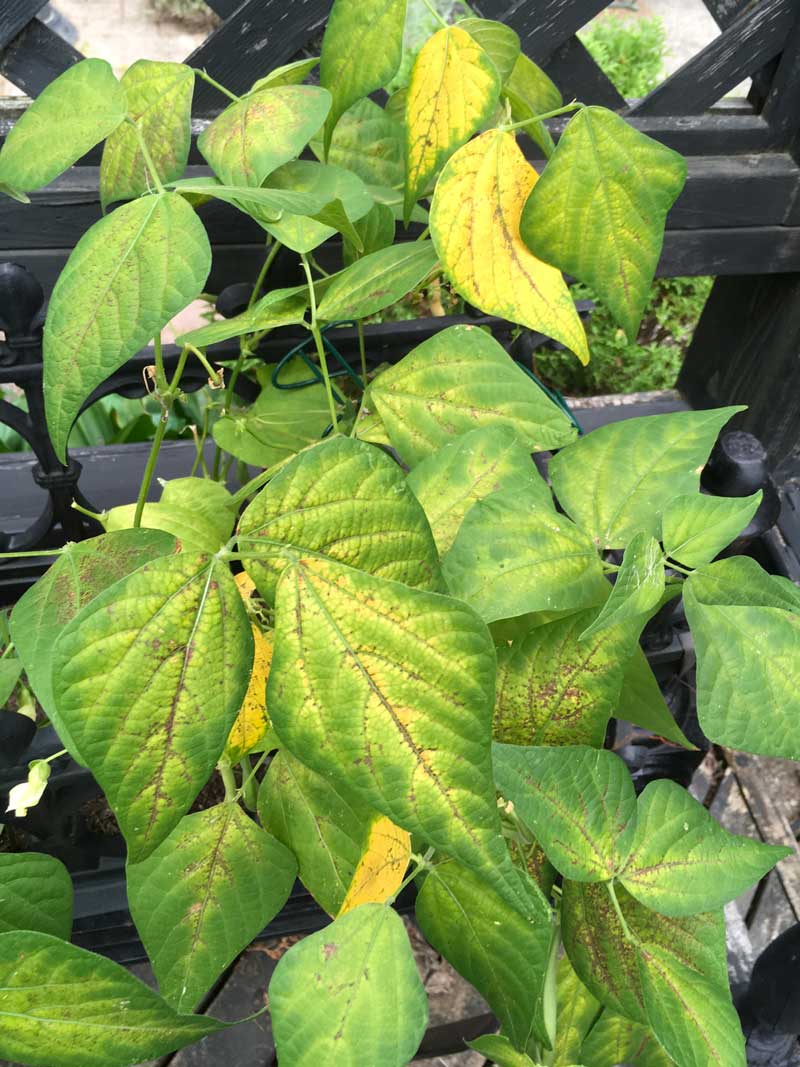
[201,0,242,17]
[0,18,83,96]
[186,0,329,113]
[701,0,757,29]
[542,35,626,109]
[0,0,49,51]
[477,0,609,63]
[762,11,800,148]
[630,0,795,116]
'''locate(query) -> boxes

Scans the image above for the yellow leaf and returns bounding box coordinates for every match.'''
[404,25,501,221]
[235,571,257,600]
[337,815,411,916]
[430,129,589,365]
[224,625,272,762]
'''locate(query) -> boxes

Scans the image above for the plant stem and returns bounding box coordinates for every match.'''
[356,319,368,386]
[229,454,295,507]
[129,119,165,194]
[0,548,65,558]
[667,559,693,576]
[196,68,240,103]
[219,761,238,801]
[607,880,635,942]
[133,417,167,528]
[301,253,339,433]
[239,757,259,811]
[502,100,584,131]
[235,751,269,804]
[71,502,105,522]
[416,225,431,241]
[186,343,224,387]
[390,848,436,903]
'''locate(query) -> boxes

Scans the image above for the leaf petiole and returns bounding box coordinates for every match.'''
[607,880,635,943]
[196,68,240,103]
[127,117,165,195]
[501,100,584,132]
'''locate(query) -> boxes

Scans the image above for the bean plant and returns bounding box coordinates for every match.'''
[0,2,796,1066]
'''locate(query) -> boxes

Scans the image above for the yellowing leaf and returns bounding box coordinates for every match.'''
[404,25,501,221]
[224,626,273,763]
[430,130,588,364]
[235,571,257,600]
[337,815,411,915]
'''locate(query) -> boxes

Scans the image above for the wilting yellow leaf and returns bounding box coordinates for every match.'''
[404,25,501,220]
[224,625,272,762]
[235,571,257,600]
[337,815,411,915]
[430,129,589,364]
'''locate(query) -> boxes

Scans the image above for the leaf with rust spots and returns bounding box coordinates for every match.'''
[239,435,442,603]
[9,529,177,761]
[430,130,588,363]
[51,553,253,861]
[315,241,438,322]
[127,802,295,1011]
[0,853,74,940]
[553,954,600,1065]
[269,904,427,1066]
[580,1009,674,1067]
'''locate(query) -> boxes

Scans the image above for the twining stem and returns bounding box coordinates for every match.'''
[502,100,584,131]
[219,760,238,802]
[128,119,165,195]
[196,68,240,103]
[300,252,339,433]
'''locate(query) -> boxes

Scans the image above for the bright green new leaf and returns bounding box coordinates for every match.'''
[466,1035,539,1067]
[249,57,320,91]
[404,25,501,219]
[638,945,745,1067]
[561,880,728,1025]
[316,240,437,321]
[100,60,194,208]
[549,408,744,549]
[212,357,332,469]
[370,325,578,466]
[493,744,637,882]
[503,53,562,156]
[458,18,521,84]
[9,529,177,759]
[344,201,396,264]
[320,0,407,156]
[127,802,296,1011]
[521,107,687,340]
[684,560,800,758]
[581,1010,674,1067]
[176,287,309,349]
[662,491,762,569]
[416,860,553,1051]
[0,853,73,940]
[430,131,589,362]
[554,955,601,1065]
[0,659,21,706]
[239,435,441,601]
[0,59,125,193]
[269,903,427,1067]
[105,476,237,553]
[51,554,253,862]
[617,647,695,749]
[0,931,224,1067]
[443,488,607,623]
[581,533,664,640]
[494,610,629,747]
[259,750,373,916]
[44,192,211,462]
[269,557,521,903]
[407,425,553,554]
[198,84,332,186]
[620,778,788,917]
[312,98,405,188]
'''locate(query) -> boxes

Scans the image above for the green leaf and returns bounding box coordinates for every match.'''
[213,359,331,468]
[312,98,405,188]
[521,107,686,341]
[466,1034,539,1067]
[416,859,553,1052]
[407,425,553,555]
[239,435,441,601]
[0,59,125,193]
[549,408,744,550]
[9,529,177,759]
[316,240,437,321]
[198,85,331,186]
[269,556,521,903]
[684,561,800,758]
[269,903,427,1066]
[404,25,501,219]
[581,533,664,640]
[662,491,762,569]
[258,160,373,253]
[320,0,407,156]
[343,202,396,265]
[100,60,194,209]
[503,53,561,156]
[0,931,224,1067]
[105,477,237,553]
[176,287,309,349]
[638,944,745,1067]
[0,854,73,939]
[554,955,600,1065]
[370,324,578,467]
[494,611,629,747]
[170,177,328,220]
[459,18,520,83]
[620,778,788,918]
[443,488,607,624]
[0,659,21,706]
[493,744,637,882]
[249,57,320,91]
[580,1010,674,1067]
[259,750,371,916]
[561,880,727,1025]
[51,554,253,861]
[44,192,211,463]
[617,648,695,749]
[127,802,296,1011]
